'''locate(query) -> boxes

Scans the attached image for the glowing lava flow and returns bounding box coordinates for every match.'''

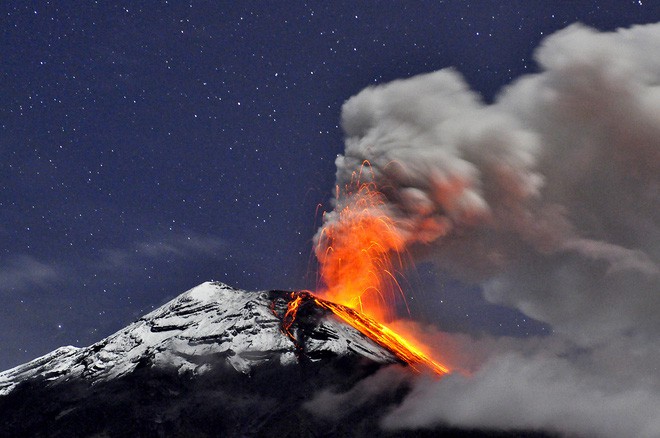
[309,163,449,376]
[313,296,448,375]
[281,294,303,341]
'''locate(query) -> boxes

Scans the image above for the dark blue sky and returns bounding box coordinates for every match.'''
[1,1,657,371]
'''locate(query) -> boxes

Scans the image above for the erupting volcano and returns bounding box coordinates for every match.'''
[300,163,449,376]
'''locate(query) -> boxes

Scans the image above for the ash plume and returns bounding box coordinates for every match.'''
[315,22,660,437]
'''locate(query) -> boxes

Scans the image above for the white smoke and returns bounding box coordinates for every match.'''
[319,22,660,437]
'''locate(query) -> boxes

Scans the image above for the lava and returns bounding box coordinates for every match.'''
[308,162,449,376]
[315,168,406,321]
[313,296,448,375]
[282,293,304,341]
[275,291,448,375]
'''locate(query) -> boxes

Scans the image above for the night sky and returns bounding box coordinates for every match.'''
[2,1,658,371]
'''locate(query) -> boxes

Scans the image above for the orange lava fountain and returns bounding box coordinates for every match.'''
[315,178,405,321]
[312,163,449,376]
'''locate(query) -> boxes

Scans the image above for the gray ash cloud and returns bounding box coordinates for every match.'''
[313,22,660,438]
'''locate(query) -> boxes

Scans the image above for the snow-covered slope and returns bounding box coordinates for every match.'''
[0,282,398,396]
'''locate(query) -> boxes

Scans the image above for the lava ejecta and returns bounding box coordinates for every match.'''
[311,164,449,376]
[315,170,405,322]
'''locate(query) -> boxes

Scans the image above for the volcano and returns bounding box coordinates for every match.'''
[0,282,549,437]
[0,282,397,436]
[1,282,400,394]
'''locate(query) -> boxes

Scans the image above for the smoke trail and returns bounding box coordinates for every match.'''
[314,22,660,437]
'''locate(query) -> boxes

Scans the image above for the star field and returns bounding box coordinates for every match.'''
[1,1,657,370]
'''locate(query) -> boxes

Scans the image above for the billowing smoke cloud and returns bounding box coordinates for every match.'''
[314,22,660,437]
